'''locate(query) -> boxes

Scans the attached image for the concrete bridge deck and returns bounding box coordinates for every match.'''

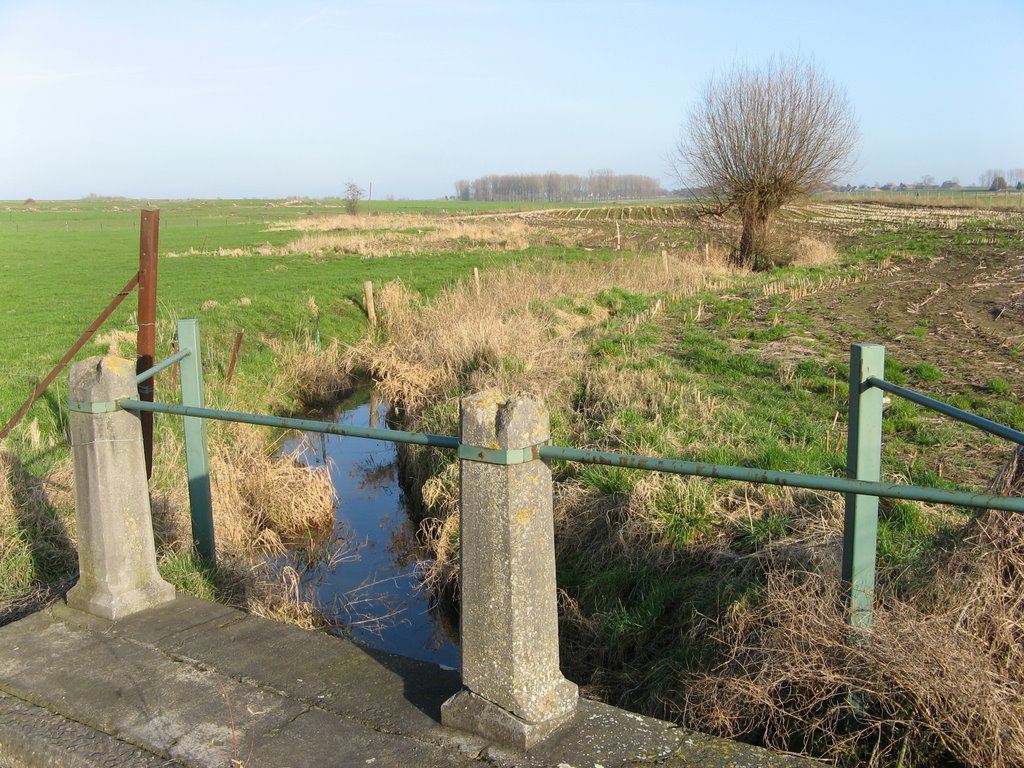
[0,595,815,768]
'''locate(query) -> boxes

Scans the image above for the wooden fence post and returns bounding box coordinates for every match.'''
[363,281,377,327]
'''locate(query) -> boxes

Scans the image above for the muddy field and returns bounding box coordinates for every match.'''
[803,203,1024,393]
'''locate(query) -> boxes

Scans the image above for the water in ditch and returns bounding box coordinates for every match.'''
[279,387,459,668]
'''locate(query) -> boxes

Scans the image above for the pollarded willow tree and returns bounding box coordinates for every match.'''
[674,58,858,269]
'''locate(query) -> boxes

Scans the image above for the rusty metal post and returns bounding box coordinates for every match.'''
[136,210,159,478]
[225,331,244,385]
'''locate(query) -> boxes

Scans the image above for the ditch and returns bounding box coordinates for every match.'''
[279,387,459,668]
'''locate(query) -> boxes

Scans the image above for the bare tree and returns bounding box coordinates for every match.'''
[344,181,364,215]
[673,57,858,269]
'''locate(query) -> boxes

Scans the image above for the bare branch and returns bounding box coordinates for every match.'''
[673,57,858,268]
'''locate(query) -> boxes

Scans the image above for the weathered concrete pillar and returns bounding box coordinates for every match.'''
[66,356,175,620]
[441,391,578,749]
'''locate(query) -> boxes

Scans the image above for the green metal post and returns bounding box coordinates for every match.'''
[178,319,215,564]
[842,344,884,631]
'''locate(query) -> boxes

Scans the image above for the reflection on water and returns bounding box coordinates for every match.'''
[281,389,459,668]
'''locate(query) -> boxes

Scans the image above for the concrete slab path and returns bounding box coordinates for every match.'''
[0,596,817,768]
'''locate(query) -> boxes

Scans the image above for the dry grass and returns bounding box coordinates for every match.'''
[245,562,336,631]
[208,423,336,560]
[169,215,561,259]
[280,221,535,258]
[94,329,136,357]
[280,337,354,408]
[670,448,1024,768]
[143,417,343,629]
[790,236,838,266]
[350,251,731,414]
[271,213,440,233]
[677,565,1024,768]
[267,212,574,258]
[948,446,1024,683]
[366,248,732,610]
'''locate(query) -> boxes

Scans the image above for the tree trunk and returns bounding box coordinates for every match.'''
[739,209,771,270]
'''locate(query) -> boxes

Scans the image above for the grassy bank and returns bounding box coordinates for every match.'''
[351,201,1024,767]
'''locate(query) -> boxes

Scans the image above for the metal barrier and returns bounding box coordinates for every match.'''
[69,318,1022,746]
[121,320,1024,630]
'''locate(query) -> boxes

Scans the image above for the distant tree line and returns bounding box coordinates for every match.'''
[832,168,1024,194]
[979,168,1024,191]
[453,170,664,202]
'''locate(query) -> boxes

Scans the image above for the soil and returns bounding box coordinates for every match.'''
[764,208,1024,488]
[810,248,1024,393]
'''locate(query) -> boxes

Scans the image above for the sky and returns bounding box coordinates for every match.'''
[1,0,1021,200]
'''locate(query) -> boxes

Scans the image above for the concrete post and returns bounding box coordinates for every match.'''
[441,391,578,749]
[66,357,175,620]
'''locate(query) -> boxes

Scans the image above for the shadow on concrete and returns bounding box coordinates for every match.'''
[359,643,461,723]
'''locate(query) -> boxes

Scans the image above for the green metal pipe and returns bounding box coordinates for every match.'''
[135,348,190,385]
[537,444,1024,513]
[119,399,461,451]
[867,376,1024,446]
[118,399,1023,513]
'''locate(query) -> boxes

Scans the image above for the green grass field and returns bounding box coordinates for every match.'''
[0,197,622,465]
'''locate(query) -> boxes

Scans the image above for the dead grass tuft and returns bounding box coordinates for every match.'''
[94,329,136,357]
[945,445,1024,681]
[678,565,1024,768]
[209,424,336,559]
[790,236,838,266]
[245,563,333,631]
[281,338,354,408]
[0,452,14,522]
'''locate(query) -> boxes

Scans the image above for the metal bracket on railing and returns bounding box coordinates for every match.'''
[67,399,121,414]
[458,443,547,465]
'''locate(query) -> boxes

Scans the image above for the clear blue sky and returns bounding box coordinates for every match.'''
[1,0,1021,200]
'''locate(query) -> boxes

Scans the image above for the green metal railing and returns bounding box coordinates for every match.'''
[125,320,1023,631]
